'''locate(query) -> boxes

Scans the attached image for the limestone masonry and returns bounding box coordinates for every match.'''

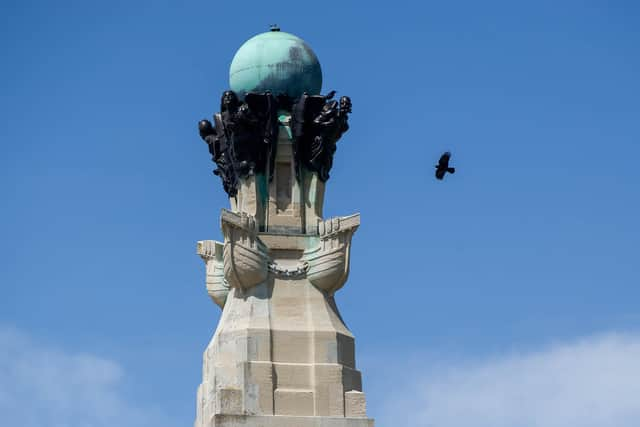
[195,29,374,427]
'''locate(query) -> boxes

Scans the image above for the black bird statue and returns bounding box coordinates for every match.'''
[435,152,455,180]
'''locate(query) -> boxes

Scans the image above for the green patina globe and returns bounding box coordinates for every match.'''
[229,29,322,100]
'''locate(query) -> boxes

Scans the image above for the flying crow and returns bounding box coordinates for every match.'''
[435,152,455,180]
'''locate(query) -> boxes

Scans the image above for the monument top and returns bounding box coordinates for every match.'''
[199,29,351,229]
[195,29,373,426]
[229,29,322,100]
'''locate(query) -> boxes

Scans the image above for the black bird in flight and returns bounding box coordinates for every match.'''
[435,152,455,180]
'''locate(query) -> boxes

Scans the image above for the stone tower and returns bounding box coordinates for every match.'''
[195,28,373,427]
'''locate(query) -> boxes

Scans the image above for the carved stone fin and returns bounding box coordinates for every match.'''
[197,240,229,308]
[303,213,360,295]
[220,210,269,291]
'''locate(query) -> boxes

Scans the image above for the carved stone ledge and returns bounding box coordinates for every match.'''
[211,414,373,427]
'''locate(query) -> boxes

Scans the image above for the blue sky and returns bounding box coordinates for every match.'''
[1,1,639,426]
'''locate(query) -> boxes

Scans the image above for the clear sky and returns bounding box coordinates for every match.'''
[1,1,639,426]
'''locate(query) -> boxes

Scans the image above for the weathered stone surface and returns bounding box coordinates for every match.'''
[212,414,374,427]
[195,94,372,427]
[194,273,372,424]
[345,391,367,418]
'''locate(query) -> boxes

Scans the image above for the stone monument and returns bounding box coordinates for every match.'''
[195,27,374,427]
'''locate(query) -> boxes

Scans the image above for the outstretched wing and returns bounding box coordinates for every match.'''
[435,168,445,180]
[438,152,451,168]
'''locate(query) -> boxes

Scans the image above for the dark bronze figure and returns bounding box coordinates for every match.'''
[199,118,238,197]
[291,92,351,182]
[199,89,351,195]
[242,92,279,178]
[198,91,280,196]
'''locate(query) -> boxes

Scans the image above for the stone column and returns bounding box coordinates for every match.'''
[195,113,373,427]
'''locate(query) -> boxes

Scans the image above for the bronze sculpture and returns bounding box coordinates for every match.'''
[199,89,351,195]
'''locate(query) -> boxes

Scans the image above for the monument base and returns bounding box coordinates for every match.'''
[212,415,374,427]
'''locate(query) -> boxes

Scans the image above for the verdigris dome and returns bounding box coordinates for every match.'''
[229,29,322,100]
